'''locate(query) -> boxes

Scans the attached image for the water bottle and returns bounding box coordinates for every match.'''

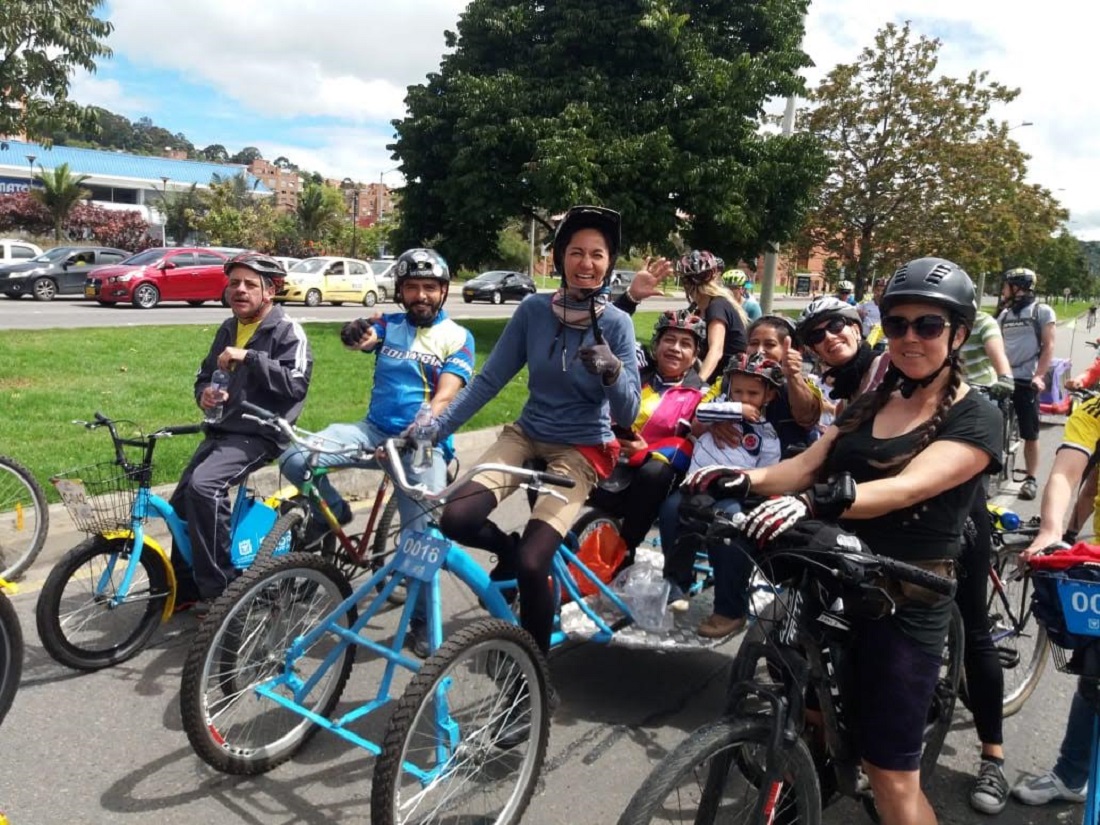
[411,401,435,472]
[988,504,1021,531]
[205,368,230,423]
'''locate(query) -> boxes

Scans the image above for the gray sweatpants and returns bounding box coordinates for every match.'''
[169,433,278,599]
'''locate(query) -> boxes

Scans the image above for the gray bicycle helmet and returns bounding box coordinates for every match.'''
[795,296,862,344]
[881,257,977,328]
[1002,267,1037,291]
[552,205,621,279]
[224,252,286,288]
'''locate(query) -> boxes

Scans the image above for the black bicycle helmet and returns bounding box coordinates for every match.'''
[551,205,621,279]
[1002,267,1037,291]
[224,252,286,289]
[881,257,977,328]
[795,297,862,345]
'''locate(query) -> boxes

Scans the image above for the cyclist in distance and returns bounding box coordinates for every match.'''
[435,205,646,658]
[170,253,312,607]
[686,257,1001,825]
[722,268,762,322]
[278,247,474,657]
[859,276,886,338]
[997,267,1056,500]
[678,249,748,383]
[836,278,857,305]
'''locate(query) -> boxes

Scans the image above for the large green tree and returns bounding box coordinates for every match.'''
[1035,229,1089,299]
[801,22,1065,295]
[31,162,90,239]
[296,181,345,244]
[0,1,113,141]
[157,183,206,246]
[391,0,825,270]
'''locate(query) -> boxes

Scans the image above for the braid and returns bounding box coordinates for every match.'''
[836,365,898,435]
[906,361,961,459]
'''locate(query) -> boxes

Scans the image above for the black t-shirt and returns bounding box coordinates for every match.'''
[828,389,1002,563]
[701,296,747,377]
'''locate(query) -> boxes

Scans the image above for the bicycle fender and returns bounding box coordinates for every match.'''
[101,530,177,622]
[264,483,302,509]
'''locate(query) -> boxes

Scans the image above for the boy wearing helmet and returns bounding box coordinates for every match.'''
[997,267,1056,500]
[279,247,475,656]
[171,253,313,607]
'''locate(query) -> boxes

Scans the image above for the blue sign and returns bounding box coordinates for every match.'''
[0,176,42,194]
[1057,579,1100,637]
[393,530,449,583]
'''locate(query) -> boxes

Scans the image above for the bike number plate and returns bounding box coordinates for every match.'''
[393,531,448,583]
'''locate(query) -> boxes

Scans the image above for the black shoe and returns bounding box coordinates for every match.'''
[407,618,430,660]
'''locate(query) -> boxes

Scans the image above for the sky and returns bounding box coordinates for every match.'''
[69,0,1099,239]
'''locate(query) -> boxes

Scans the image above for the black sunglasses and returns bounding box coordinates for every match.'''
[803,316,849,346]
[882,314,948,340]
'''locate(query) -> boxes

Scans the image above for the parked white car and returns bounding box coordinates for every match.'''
[368,259,396,301]
[0,239,44,266]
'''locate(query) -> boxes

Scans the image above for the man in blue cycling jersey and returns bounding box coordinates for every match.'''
[172,253,313,608]
[279,247,475,657]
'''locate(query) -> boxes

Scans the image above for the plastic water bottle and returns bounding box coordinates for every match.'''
[411,401,435,472]
[205,368,230,423]
[988,504,1021,531]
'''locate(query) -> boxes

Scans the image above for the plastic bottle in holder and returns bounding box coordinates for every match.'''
[988,504,1021,531]
[411,401,435,472]
[206,369,230,423]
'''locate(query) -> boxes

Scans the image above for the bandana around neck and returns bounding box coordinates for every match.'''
[551,288,607,330]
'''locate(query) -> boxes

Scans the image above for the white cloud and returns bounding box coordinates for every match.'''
[67,74,149,115]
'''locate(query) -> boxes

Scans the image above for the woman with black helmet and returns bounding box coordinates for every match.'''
[686,257,1002,825]
[434,206,664,658]
[676,250,748,383]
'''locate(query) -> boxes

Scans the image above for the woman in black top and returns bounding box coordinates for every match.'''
[676,250,747,383]
[687,258,1002,825]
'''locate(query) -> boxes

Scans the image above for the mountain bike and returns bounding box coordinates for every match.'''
[618,508,961,825]
[34,412,302,671]
[0,455,49,581]
[0,577,23,727]
[179,403,733,825]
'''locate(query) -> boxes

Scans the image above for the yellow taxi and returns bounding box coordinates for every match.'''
[276,256,380,307]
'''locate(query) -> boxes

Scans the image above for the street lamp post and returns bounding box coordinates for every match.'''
[351,190,360,258]
[25,154,36,192]
[160,176,170,246]
[378,167,400,258]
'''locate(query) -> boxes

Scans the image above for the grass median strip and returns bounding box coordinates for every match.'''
[2,311,663,500]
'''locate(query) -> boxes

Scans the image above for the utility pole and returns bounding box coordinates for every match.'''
[759,94,797,314]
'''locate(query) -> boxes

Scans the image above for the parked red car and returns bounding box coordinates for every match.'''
[84,247,230,309]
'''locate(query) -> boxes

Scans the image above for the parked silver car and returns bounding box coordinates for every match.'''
[368,259,396,301]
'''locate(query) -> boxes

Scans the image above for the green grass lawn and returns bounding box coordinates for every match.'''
[1,311,662,498]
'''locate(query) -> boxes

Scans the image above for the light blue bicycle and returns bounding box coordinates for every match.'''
[35,412,309,671]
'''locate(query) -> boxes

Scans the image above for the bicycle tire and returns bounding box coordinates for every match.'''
[371,619,550,825]
[571,508,624,544]
[617,716,822,825]
[1000,402,1020,489]
[0,589,24,727]
[0,455,49,581]
[35,535,169,671]
[370,494,408,605]
[179,552,355,775]
[921,602,963,784]
[990,540,1048,718]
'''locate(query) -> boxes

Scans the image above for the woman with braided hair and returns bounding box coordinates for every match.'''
[676,250,748,383]
[683,257,1002,825]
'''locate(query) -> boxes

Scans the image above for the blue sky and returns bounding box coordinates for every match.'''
[71,0,1098,239]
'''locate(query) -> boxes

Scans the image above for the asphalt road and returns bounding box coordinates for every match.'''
[0,314,1092,824]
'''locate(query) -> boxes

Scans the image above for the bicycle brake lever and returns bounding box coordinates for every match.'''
[520,482,567,504]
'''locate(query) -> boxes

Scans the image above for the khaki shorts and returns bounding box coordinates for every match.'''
[471,423,598,536]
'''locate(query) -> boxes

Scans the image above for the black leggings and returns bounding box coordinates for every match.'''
[439,481,562,654]
[587,458,679,555]
[957,483,1003,746]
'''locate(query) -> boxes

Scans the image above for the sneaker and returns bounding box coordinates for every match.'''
[407,618,430,660]
[666,581,690,613]
[697,613,747,639]
[1019,476,1038,501]
[1012,770,1087,805]
[969,760,1009,814]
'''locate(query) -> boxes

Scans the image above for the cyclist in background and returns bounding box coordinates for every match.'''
[678,250,747,383]
[279,248,474,657]
[687,258,1001,825]
[997,267,1056,501]
[435,206,643,659]
[836,278,856,305]
[1087,303,1097,332]
[722,268,762,322]
[858,276,886,338]
[171,254,312,608]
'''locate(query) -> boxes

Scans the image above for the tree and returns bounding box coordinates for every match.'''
[273,156,297,171]
[391,0,825,270]
[156,183,206,246]
[31,162,91,240]
[209,171,258,210]
[1036,229,1089,299]
[801,22,1066,295]
[202,144,229,163]
[0,1,113,142]
[230,146,263,166]
[296,181,345,243]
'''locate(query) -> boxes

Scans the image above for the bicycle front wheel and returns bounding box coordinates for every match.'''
[0,590,24,726]
[179,552,355,775]
[35,535,169,671]
[990,540,1048,717]
[371,619,550,825]
[618,716,822,825]
[0,455,48,580]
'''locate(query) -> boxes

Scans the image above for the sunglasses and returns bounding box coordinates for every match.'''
[803,316,849,346]
[881,314,948,340]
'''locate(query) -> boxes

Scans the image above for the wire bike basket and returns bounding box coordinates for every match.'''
[1031,563,1100,677]
[50,461,144,535]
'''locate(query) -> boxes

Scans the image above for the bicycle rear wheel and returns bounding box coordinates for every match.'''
[371,619,550,825]
[0,589,24,726]
[921,602,963,784]
[999,401,1020,489]
[35,535,169,671]
[0,455,48,580]
[617,716,822,825]
[179,552,355,775]
[989,540,1048,717]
